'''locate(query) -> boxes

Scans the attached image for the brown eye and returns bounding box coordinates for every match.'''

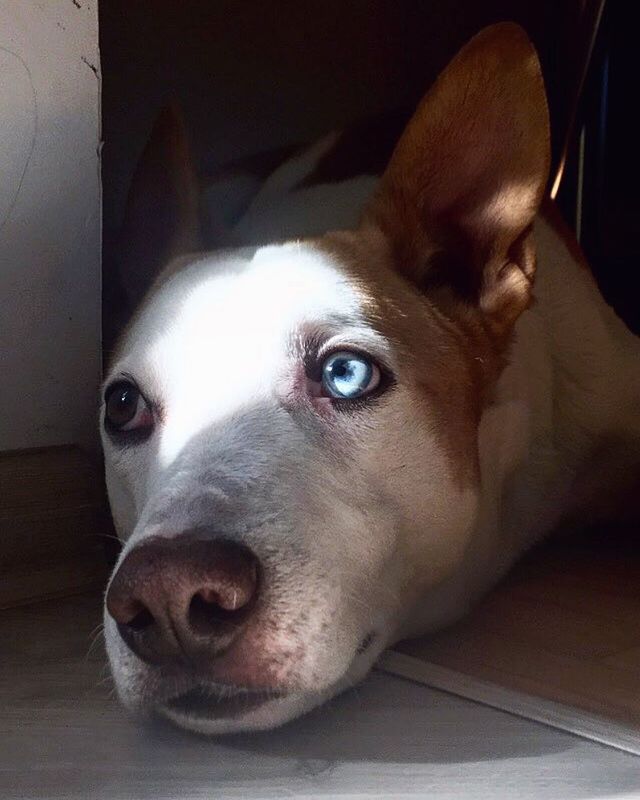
[104,381,153,435]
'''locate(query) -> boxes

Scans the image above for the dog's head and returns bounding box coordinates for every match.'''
[102,23,550,733]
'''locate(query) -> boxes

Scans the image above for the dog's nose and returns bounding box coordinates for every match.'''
[105,533,259,666]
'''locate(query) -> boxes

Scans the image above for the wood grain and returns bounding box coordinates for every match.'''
[0,446,111,608]
[394,529,640,735]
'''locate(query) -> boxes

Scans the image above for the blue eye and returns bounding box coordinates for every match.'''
[321,351,381,399]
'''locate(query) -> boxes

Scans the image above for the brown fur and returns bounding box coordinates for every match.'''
[310,24,551,488]
[313,228,499,490]
[362,23,551,341]
[114,24,552,493]
[118,104,200,308]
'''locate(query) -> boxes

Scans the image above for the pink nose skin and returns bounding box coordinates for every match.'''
[106,534,260,667]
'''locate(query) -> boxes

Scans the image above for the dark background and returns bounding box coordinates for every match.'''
[100,0,638,335]
[558,0,639,334]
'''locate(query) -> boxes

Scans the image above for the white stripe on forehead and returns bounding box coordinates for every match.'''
[122,243,366,467]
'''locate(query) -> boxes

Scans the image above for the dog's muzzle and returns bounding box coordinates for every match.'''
[105,531,295,722]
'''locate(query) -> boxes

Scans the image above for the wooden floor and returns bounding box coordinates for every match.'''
[0,446,111,609]
[2,590,640,800]
[396,528,640,730]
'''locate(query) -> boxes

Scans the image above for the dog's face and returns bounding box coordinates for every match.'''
[103,238,482,731]
[103,23,550,733]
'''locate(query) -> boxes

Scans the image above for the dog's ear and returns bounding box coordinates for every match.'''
[118,103,200,309]
[363,23,550,335]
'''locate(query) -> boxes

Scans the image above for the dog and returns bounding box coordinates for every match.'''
[102,23,640,734]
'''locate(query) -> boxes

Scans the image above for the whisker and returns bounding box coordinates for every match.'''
[85,625,106,661]
[89,532,122,544]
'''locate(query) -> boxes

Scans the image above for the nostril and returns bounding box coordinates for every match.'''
[188,589,246,636]
[199,574,254,612]
[107,593,155,631]
[126,606,155,631]
[188,592,242,635]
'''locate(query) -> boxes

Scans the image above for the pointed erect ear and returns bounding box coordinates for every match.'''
[363,23,551,334]
[118,103,200,309]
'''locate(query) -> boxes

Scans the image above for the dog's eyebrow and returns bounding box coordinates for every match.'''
[290,315,394,379]
[288,313,359,355]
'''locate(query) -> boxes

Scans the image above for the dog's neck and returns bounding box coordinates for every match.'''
[406,213,640,637]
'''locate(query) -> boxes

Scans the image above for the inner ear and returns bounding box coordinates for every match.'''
[362,22,550,334]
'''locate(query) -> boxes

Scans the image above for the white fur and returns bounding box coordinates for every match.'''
[232,134,378,241]
[104,228,472,730]
[103,141,640,734]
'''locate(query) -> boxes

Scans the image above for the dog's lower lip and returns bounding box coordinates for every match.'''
[164,685,285,719]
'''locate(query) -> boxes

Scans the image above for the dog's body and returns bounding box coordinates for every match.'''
[102,24,640,734]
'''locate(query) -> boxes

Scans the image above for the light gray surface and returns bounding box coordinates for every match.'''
[2,594,639,800]
[0,2,101,450]
[379,652,640,757]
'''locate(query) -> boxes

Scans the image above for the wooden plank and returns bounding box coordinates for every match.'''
[388,530,640,748]
[396,627,640,721]
[379,651,640,757]
[0,446,112,608]
[601,647,640,673]
[449,593,640,660]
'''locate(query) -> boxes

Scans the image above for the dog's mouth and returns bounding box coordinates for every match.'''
[163,684,286,720]
[155,632,378,724]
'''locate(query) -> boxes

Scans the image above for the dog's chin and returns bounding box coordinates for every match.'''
[152,649,378,735]
[106,607,385,735]
[156,685,332,734]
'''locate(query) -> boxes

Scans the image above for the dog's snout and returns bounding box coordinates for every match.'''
[106,533,259,665]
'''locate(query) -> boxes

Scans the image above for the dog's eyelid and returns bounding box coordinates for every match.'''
[116,370,142,389]
[316,334,395,375]
[102,370,137,394]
